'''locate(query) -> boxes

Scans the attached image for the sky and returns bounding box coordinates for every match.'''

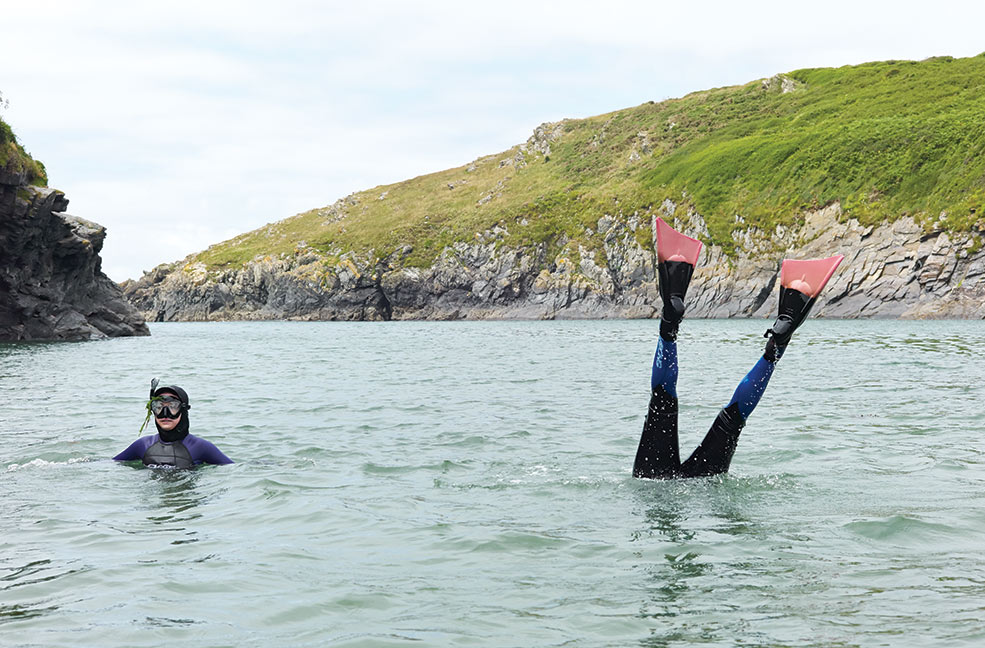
[2,0,984,282]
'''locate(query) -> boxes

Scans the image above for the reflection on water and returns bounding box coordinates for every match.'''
[0,559,76,626]
[632,486,696,545]
[631,483,712,644]
[140,469,206,545]
[0,601,60,624]
[631,477,789,647]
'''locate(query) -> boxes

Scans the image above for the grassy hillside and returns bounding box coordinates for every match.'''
[0,105,48,186]
[195,54,985,270]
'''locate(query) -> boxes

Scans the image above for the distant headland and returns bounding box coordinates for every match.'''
[123,55,985,321]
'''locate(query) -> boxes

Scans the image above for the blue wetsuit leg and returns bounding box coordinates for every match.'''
[634,338,682,479]
[726,351,780,420]
[679,350,783,478]
[650,337,679,397]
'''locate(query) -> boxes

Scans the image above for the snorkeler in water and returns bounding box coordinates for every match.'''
[114,379,233,468]
[633,219,843,479]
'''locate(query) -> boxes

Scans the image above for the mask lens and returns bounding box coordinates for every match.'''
[151,397,182,417]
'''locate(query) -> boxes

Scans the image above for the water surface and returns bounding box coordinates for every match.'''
[3,320,984,646]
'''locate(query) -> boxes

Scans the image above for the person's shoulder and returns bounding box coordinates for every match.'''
[131,434,158,447]
[184,433,216,447]
[114,434,158,461]
[184,434,224,453]
[183,434,233,464]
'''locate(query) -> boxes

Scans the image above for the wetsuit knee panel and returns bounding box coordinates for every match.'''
[679,403,747,478]
[648,386,678,414]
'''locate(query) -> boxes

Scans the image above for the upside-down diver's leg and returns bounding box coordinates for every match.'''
[677,344,782,478]
[633,219,703,480]
[677,254,845,478]
[633,336,682,479]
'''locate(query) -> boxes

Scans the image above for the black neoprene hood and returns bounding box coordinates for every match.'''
[152,384,191,442]
[153,384,190,407]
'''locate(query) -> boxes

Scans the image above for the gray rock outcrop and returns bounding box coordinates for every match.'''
[0,182,150,340]
[122,201,985,322]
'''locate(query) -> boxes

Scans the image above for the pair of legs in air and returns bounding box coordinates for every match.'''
[633,219,843,479]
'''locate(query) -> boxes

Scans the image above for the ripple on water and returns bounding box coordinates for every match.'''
[843,514,965,546]
[361,460,470,476]
[3,320,985,647]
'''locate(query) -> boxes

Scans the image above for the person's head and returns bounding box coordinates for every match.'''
[149,384,191,442]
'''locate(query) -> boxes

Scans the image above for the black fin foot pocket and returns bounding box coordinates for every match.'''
[764,287,812,348]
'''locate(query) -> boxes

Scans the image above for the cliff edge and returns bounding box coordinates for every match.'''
[0,170,149,340]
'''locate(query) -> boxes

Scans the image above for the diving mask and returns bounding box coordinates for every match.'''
[150,396,183,418]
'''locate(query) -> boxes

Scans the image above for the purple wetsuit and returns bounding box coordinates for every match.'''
[114,433,233,466]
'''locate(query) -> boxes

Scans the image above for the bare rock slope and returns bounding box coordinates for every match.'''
[122,201,985,322]
[0,174,149,341]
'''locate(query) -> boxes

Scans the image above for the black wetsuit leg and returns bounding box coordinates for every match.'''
[633,385,682,479]
[634,336,683,479]
[678,403,747,478]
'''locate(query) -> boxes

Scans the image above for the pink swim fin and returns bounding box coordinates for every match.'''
[656,217,703,265]
[655,218,703,340]
[780,255,844,299]
[766,254,844,348]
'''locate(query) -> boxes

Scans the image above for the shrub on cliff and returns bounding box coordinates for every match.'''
[0,93,48,186]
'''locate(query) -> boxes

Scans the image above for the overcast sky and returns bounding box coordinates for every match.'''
[2,0,983,281]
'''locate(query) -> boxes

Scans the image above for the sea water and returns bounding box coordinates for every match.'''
[2,320,985,647]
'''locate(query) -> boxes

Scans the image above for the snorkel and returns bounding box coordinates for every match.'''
[139,378,162,434]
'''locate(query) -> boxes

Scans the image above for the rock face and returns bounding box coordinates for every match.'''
[122,202,985,322]
[0,181,150,340]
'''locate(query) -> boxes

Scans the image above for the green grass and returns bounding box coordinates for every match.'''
[190,54,985,271]
[0,116,48,186]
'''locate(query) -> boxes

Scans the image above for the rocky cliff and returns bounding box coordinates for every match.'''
[0,172,149,340]
[122,56,985,321]
[121,200,985,322]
